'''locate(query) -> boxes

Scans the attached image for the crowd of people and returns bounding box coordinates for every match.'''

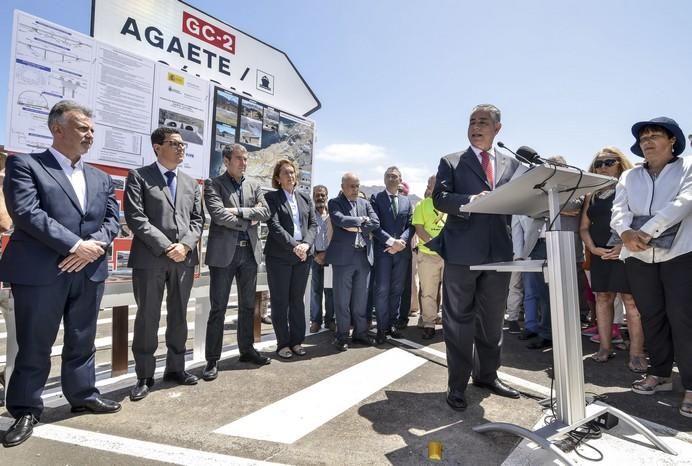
[0,100,690,448]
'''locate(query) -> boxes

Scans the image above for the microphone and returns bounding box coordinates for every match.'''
[497,141,535,166]
[516,146,543,165]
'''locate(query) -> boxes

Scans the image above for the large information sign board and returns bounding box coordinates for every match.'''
[91,0,320,116]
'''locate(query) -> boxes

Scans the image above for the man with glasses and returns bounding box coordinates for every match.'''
[124,127,204,402]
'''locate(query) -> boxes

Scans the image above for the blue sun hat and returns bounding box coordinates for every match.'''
[630,116,686,157]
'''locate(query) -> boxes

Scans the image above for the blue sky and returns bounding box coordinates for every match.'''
[1,0,691,197]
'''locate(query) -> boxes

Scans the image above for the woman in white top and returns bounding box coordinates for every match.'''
[611,117,692,418]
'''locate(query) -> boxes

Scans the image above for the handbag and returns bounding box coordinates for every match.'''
[607,215,680,249]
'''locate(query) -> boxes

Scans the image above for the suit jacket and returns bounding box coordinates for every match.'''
[429,146,522,265]
[512,215,545,259]
[325,193,380,266]
[124,162,204,269]
[370,190,414,253]
[263,188,317,264]
[0,151,120,285]
[204,173,269,267]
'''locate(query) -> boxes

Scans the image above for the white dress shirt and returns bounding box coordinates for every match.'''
[611,156,692,263]
[283,189,303,241]
[49,147,87,253]
[156,160,178,199]
[470,145,496,189]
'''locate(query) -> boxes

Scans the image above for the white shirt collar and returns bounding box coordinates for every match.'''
[155,160,178,178]
[49,146,83,170]
[283,189,296,200]
[385,188,398,197]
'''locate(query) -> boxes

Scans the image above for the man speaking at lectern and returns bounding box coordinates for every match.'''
[429,104,522,411]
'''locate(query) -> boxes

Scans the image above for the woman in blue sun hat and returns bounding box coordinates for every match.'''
[610,117,692,418]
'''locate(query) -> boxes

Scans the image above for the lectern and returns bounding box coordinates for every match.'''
[462,164,676,465]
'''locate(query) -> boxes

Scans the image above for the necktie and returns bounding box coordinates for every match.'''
[164,171,176,200]
[390,194,398,215]
[480,151,494,188]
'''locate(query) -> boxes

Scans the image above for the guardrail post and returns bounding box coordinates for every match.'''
[111,305,129,377]
[194,297,210,362]
[254,290,267,342]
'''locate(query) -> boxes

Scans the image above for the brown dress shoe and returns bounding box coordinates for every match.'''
[309,322,321,333]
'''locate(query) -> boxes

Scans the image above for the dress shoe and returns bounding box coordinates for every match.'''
[506,320,521,335]
[202,361,218,381]
[2,414,37,447]
[446,390,467,411]
[309,321,321,333]
[163,370,198,385]
[388,328,402,339]
[421,327,435,340]
[239,349,271,366]
[375,330,387,345]
[129,378,154,401]
[527,338,553,350]
[333,339,348,352]
[261,316,272,325]
[352,335,375,346]
[292,344,307,356]
[71,396,122,414]
[327,321,337,332]
[518,330,538,340]
[472,378,520,399]
[394,319,408,330]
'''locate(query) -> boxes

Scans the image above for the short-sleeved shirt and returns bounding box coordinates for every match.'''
[412,197,446,255]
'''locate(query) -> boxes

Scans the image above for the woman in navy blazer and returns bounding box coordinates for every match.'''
[264,159,317,358]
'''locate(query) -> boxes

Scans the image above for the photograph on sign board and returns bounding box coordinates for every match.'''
[239,118,262,147]
[279,113,314,170]
[215,89,239,127]
[240,99,263,121]
[158,109,205,145]
[262,107,280,147]
[215,122,236,145]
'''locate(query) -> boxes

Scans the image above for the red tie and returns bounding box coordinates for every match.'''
[480,151,494,188]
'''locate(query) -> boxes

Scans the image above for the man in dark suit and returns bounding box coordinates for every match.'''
[325,172,380,351]
[370,167,414,344]
[124,127,204,401]
[430,104,523,411]
[0,101,121,448]
[202,144,271,381]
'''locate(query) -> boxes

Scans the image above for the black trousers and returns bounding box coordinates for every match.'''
[8,272,103,419]
[206,246,258,359]
[132,262,194,378]
[266,255,311,349]
[625,251,692,389]
[442,263,510,395]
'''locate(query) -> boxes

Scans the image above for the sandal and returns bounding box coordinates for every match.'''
[680,391,692,418]
[590,349,615,363]
[277,347,293,359]
[291,344,307,356]
[631,375,673,395]
[628,355,648,374]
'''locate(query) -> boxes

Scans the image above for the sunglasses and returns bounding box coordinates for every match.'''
[593,158,619,169]
[162,140,187,150]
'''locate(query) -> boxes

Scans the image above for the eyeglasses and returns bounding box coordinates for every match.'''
[593,159,619,169]
[162,140,187,150]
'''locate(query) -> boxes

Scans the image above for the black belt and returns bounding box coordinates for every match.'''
[237,240,249,247]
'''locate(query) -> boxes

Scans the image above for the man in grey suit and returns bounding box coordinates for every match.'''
[201,144,271,381]
[429,104,523,411]
[124,127,204,401]
[325,172,380,351]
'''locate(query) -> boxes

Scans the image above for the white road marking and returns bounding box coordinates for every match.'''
[0,418,285,465]
[214,347,426,443]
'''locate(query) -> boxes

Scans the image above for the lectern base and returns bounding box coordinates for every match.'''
[473,401,676,466]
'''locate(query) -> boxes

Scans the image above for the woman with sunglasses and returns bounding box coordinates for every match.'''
[579,147,646,372]
[611,117,692,418]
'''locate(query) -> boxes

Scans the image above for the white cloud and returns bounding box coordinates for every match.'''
[316,143,387,164]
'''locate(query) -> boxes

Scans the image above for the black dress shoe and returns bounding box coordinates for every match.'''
[527,338,553,350]
[446,391,467,411]
[394,319,408,330]
[388,329,402,339]
[71,396,122,414]
[333,339,348,352]
[202,361,218,381]
[352,335,375,346]
[163,370,198,385]
[239,349,271,366]
[518,330,538,340]
[375,330,387,345]
[2,414,37,447]
[472,378,520,399]
[129,377,154,401]
[421,327,435,340]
